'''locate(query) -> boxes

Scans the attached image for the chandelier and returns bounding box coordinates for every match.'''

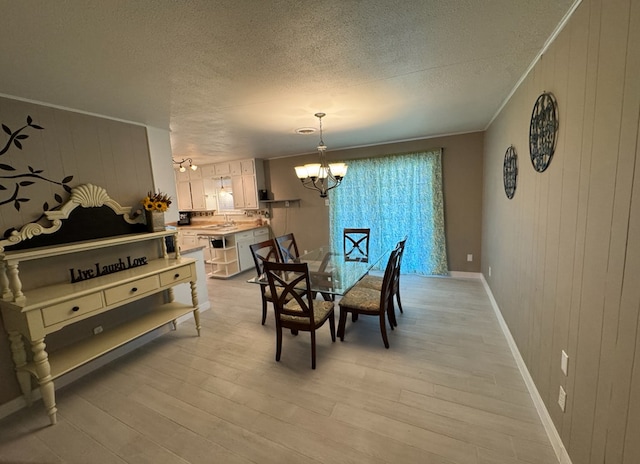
[294,113,347,198]
[173,158,198,172]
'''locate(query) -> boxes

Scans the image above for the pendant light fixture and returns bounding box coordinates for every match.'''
[294,113,347,198]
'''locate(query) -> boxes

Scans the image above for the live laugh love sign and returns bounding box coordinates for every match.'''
[69,255,148,283]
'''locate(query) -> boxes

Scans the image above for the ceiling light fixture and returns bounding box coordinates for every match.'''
[294,113,347,198]
[173,158,198,172]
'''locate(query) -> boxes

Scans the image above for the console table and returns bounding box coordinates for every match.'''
[0,185,201,425]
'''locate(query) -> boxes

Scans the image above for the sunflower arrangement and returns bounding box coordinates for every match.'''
[142,191,172,212]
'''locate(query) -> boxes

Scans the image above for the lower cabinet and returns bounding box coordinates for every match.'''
[202,226,268,278]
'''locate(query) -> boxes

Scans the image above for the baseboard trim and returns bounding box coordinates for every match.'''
[0,301,210,421]
[480,275,572,464]
[448,271,483,279]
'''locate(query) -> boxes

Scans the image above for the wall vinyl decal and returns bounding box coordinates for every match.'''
[503,145,518,199]
[529,92,558,173]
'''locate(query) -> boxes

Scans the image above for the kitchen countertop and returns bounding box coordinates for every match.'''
[178,222,267,236]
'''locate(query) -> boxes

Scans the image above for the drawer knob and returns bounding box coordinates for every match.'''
[71,306,80,312]
[174,273,180,278]
[131,287,138,292]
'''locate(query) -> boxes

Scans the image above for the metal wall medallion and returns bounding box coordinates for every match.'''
[529,92,558,172]
[503,145,518,199]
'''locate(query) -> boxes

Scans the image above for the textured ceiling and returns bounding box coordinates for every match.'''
[0,0,576,165]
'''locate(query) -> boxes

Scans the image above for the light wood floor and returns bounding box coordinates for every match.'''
[0,273,559,464]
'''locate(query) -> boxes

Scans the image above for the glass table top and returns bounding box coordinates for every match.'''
[248,245,389,296]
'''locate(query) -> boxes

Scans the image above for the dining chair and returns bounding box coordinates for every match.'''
[249,239,292,325]
[275,233,300,263]
[337,246,400,349]
[357,236,408,326]
[343,228,370,262]
[263,260,336,369]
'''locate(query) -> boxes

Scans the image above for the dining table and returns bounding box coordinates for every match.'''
[247,245,390,297]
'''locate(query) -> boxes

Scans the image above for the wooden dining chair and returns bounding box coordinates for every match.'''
[249,239,286,325]
[263,260,336,369]
[275,233,300,263]
[343,228,370,262]
[357,236,408,326]
[337,246,400,348]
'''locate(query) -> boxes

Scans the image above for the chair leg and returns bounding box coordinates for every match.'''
[379,313,390,349]
[338,308,348,341]
[261,298,268,325]
[352,313,359,322]
[310,330,317,369]
[329,313,336,342]
[387,305,396,329]
[396,288,403,314]
[388,295,397,328]
[275,325,283,361]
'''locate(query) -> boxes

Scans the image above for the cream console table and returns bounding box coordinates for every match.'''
[0,184,201,425]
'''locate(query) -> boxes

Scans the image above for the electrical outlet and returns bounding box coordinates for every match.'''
[467,254,473,262]
[558,386,567,412]
[561,350,569,376]
[324,199,329,206]
[285,201,290,207]
[488,266,492,277]
[93,325,103,335]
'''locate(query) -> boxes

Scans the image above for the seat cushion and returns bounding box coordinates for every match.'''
[357,275,383,291]
[281,300,334,324]
[339,286,381,313]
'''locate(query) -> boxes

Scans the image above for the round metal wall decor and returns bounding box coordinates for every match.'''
[529,92,558,173]
[503,145,518,199]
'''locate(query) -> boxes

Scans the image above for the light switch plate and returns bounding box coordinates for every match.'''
[558,386,567,412]
[561,350,569,376]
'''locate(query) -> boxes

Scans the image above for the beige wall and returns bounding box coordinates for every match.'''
[264,131,484,272]
[0,97,155,406]
[482,0,640,463]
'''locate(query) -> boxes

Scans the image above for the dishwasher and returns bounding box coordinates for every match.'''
[236,231,256,272]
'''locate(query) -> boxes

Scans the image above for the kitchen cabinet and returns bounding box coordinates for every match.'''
[175,169,206,211]
[214,162,231,176]
[230,159,264,209]
[178,229,199,251]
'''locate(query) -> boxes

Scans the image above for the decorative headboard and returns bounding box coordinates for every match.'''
[0,184,146,253]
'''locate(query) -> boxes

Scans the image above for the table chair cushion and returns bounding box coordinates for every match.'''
[357,274,383,291]
[339,286,381,313]
[281,300,335,324]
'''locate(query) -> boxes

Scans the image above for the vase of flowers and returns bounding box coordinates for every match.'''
[142,191,171,232]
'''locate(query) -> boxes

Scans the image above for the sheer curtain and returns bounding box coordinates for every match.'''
[329,149,448,275]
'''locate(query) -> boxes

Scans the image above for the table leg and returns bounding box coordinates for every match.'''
[8,331,32,405]
[31,338,57,425]
[190,280,201,336]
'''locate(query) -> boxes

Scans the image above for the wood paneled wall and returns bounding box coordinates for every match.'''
[482,1,640,462]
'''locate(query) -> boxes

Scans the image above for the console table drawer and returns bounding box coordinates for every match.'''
[42,293,104,327]
[159,265,192,287]
[104,275,159,305]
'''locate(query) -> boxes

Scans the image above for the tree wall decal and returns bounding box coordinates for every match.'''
[0,115,74,236]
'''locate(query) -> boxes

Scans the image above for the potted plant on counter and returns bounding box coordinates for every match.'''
[142,191,171,232]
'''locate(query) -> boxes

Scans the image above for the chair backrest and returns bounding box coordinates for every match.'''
[394,235,408,281]
[275,233,300,263]
[378,246,401,311]
[263,260,315,324]
[344,228,370,262]
[249,239,280,277]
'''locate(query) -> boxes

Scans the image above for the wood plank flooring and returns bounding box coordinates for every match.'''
[0,274,559,464]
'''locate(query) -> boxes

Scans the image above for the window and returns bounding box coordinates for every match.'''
[329,150,448,275]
